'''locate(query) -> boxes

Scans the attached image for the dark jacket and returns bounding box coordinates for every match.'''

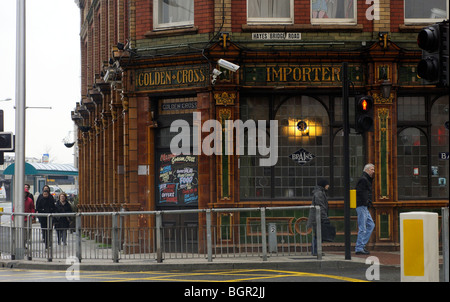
[35,194,56,224]
[55,200,73,229]
[307,185,329,229]
[356,171,373,207]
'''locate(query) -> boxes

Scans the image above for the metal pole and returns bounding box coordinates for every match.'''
[342,62,351,260]
[443,207,449,282]
[112,213,119,263]
[315,206,322,260]
[156,212,163,263]
[76,214,82,262]
[260,208,267,261]
[14,0,26,260]
[206,209,213,262]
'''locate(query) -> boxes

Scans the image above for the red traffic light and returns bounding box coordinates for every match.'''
[355,96,374,134]
[357,96,373,112]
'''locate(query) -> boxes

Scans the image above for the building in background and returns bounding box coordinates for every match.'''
[72,0,449,251]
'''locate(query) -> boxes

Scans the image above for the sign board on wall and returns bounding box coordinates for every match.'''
[158,153,198,205]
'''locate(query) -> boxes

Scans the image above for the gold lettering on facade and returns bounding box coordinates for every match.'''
[136,67,207,89]
[266,66,341,83]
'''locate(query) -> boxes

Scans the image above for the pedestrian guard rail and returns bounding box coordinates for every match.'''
[0,206,324,263]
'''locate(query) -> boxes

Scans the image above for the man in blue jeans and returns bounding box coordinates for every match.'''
[355,163,375,255]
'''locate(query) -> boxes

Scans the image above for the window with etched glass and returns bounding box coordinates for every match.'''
[154,0,194,29]
[333,130,364,197]
[247,0,293,24]
[239,95,331,200]
[275,96,330,198]
[397,96,426,122]
[404,0,448,23]
[430,96,449,198]
[397,128,428,198]
[311,0,356,24]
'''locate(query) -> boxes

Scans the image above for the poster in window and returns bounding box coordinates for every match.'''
[158,153,198,205]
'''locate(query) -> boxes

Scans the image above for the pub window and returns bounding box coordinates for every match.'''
[311,0,357,24]
[247,0,293,24]
[397,127,428,198]
[404,0,448,23]
[332,130,364,197]
[240,95,330,200]
[430,96,449,198]
[397,96,426,122]
[153,0,194,30]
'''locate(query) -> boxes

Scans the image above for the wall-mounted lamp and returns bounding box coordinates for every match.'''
[297,120,309,136]
[380,80,392,99]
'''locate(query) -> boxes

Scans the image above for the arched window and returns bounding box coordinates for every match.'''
[274,96,330,198]
[430,96,449,198]
[240,95,331,199]
[332,130,364,197]
[397,127,428,198]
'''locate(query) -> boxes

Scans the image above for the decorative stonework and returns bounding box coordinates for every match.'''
[214,92,236,106]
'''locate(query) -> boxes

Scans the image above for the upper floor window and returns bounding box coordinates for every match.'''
[154,0,194,30]
[311,0,356,24]
[247,0,293,24]
[404,0,448,23]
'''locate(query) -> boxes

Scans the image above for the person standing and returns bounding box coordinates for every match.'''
[355,163,375,255]
[35,187,56,249]
[55,193,72,245]
[307,179,332,256]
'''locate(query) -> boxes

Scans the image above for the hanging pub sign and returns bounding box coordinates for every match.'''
[289,148,315,165]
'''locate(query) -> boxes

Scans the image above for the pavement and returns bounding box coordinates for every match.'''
[0,249,403,272]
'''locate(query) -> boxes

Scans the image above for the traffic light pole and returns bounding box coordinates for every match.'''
[342,62,351,260]
[14,0,26,260]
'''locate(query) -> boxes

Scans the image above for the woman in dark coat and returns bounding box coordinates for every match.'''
[55,193,73,245]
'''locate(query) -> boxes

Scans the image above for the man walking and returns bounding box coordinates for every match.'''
[355,163,375,255]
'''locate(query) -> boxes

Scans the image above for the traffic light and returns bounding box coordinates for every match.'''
[0,132,14,151]
[417,21,449,87]
[355,96,374,134]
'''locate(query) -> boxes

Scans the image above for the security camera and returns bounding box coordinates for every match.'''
[211,68,222,85]
[217,59,240,72]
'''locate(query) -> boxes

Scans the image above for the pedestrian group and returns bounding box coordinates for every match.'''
[22,184,74,249]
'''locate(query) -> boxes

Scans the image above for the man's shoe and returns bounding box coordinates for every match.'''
[355,250,370,255]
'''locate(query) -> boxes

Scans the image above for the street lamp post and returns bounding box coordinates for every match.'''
[14,0,26,260]
[342,62,351,260]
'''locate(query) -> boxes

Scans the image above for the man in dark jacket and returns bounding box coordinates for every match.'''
[355,163,375,255]
[35,188,56,248]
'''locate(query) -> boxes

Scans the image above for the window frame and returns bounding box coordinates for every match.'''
[310,0,357,25]
[153,0,194,30]
[403,0,449,24]
[246,0,294,25]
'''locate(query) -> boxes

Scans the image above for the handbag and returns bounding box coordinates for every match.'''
[321,222,336,242]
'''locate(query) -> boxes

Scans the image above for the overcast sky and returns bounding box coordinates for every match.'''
[0,0,80,165]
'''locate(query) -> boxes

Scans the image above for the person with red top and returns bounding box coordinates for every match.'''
[13,188,36,248]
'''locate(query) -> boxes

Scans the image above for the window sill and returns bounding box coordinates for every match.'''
[242,24,363,32]
[398,24,430,32]
[145,26,198,38]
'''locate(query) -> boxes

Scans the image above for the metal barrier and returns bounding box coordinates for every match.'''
[0,206,322,263]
